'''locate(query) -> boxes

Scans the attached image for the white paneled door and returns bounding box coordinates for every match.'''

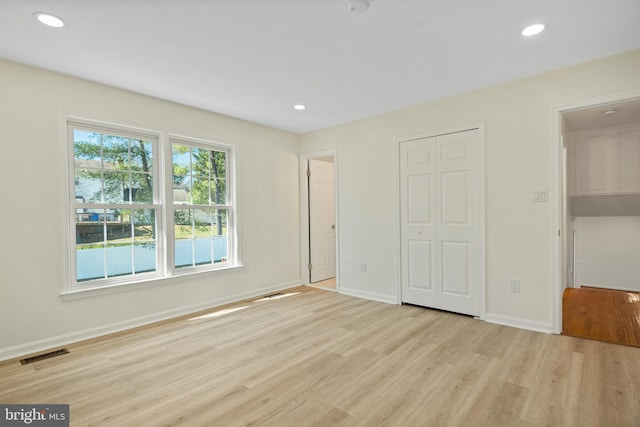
[400,129,483,316]
[309,158,336,283]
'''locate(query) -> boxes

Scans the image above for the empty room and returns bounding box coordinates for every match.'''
[1,1,640,426]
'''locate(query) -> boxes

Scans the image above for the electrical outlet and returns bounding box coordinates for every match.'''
[510,279,521,293]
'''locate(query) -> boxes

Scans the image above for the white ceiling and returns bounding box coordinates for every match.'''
[564,99,640,131]
[1,0,639,134]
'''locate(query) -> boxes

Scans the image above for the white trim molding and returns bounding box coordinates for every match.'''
[485,313,553,334]
[339,286,399,305]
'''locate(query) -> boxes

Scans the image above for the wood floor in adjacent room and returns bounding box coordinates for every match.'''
[1,287,639,426]
[563,286,640,347]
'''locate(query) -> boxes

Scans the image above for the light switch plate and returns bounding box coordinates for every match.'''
[532,190,548,202]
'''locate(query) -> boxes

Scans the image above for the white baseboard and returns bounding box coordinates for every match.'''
[0,280,300,363]
[485,313,553,334]
[339,287,399,305]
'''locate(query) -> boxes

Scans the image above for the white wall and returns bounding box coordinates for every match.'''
[299,49,640,331]
[0,59,301,360]
[574,217,640,292]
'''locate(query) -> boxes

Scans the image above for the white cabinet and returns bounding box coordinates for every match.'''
[574,216,640,292]
[573,129,640,196]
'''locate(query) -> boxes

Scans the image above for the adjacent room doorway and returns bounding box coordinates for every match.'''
[300,150,338,290]
[552,91,640,335]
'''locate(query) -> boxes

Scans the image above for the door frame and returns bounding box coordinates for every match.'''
[300,149,339,288]
[395,123,486,320]
[550,89,640,334]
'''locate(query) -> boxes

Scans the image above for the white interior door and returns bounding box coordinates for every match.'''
[400,129,483,316]
[309,158,336,282]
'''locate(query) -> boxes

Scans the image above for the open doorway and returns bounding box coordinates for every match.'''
[300,150,338,291]
[554,95,640,341]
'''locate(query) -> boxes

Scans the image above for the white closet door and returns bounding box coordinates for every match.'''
[400,129,482,316]
[400,138,437,307]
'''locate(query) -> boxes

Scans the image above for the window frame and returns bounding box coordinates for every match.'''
[65,119,238,295]
[166,136,236,275]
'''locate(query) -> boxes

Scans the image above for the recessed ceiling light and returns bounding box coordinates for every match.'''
[293,104,307,111]
[33,12,65,28]
[522,23,545,37]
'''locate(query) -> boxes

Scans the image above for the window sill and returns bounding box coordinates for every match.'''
[60,264,244,301]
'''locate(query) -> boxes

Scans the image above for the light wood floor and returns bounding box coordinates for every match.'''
[310,277,336,290]
[563,286,640,347]
[1,287,639,426]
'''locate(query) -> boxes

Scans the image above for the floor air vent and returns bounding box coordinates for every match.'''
[20,349,69,365]
[264,293,284,299]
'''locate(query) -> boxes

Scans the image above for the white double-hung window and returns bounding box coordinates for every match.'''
[170,138,233,270]
[68,121,236,293]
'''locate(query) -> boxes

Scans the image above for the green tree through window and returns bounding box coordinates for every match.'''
[69,121,235,290]
[72,127,158,282]
[172,142,229,268]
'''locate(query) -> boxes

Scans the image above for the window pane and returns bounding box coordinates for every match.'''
[134,241,156,274]
[175,239,194,268]
[214,209,228,263]
[133,209,155,240]
[210,151,226,204]
[76,208,104,244]
[172,144,191,174]
[108,208,124,246]
[129,139,154,172]
[102,135,129,166]
[73,130,101,162]
[212,178,226,205]
[77,243,105,282]
[194,209,213,264]
[129,173,153,203]
[194,209,213,236]
[76,207,105,281]
[192,147,212,175]
[102,171,128,203]
[211,151,226,176]
[194,239,213,265]
[133,209,156,274]
[192,177,211,205]
[173,175,192,205]
[75,169,103,204]
[174,208,193,268]
[104,209,131,278]
[106,243,133,278]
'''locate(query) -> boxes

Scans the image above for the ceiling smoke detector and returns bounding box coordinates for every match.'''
[348,0,370,13]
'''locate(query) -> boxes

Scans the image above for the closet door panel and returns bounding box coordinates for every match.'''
[400,128,483,317]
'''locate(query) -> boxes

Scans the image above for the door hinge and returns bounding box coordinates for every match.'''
[306,169,311,177]
[308,263,312,270]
